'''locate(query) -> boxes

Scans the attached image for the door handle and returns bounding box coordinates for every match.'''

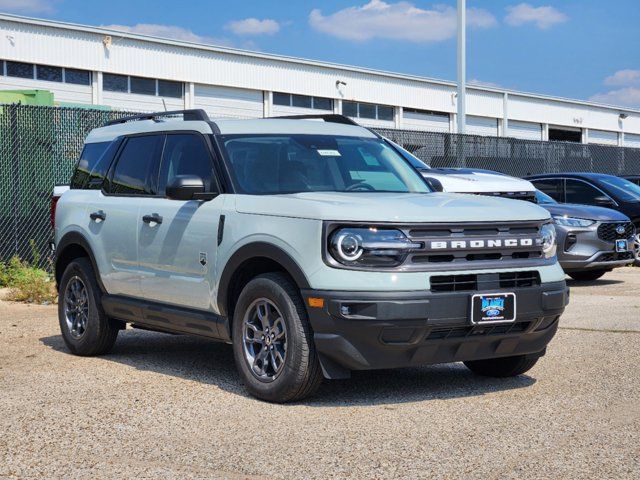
[89,210,106,222]
[142,213,163,225]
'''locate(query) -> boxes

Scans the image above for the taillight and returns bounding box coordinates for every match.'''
[50,195,61,229]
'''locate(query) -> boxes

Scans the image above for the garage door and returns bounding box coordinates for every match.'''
[402,109,450,132]
[589,129,618,146]
[194,85,264,119]
[624,133,640,148]
[508,120,542,141]
[466,116,498,136]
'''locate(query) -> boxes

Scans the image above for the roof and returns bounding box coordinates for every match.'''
[1,12,639,115]
[85,117,375,143]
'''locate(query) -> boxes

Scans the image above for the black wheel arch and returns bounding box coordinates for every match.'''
[217,242,311,319]
[55,232,105,292]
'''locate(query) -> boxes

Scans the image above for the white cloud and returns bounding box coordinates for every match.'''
[505,3,567,29]
[589,87,640,108]
[102,23,233,47]
[309,0,497,43]
[604,69,640,87]
[225,18,281,36]
[0,0,57,14]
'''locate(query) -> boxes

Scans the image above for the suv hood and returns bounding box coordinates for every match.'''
[235,192,550,223]
[421,169,535,194]
[541,203,630,222]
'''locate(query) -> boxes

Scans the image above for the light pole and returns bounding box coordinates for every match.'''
[457,0,466,135]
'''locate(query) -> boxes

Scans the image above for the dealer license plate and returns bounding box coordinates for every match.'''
[471,293,516,325]
[615,239,628,253]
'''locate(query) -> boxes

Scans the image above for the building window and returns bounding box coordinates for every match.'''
[342,101,395,121]
[102,73,183,98]
[6,61,34,79]
[65,68,92,85]
[36,65,63,82]
[130,76,156,95]
[158,79,183,98]
[273,92,333,110]
[103,73,128,92]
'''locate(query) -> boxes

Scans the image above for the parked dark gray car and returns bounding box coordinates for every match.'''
[535,191,636,281]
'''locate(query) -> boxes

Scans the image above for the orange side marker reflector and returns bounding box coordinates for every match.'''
[307,297,325,308]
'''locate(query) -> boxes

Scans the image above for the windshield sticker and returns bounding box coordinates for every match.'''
[316,149,341,157]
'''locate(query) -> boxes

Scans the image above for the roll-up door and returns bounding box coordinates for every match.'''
[194,85,264,119]
[508,120,542,141]
[588,130,618,146]
[625,133,640,148]
[402,109,450,132]
[466,116,498,136]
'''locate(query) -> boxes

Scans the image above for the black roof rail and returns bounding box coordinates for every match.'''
[271,114,360,126]
[104,109,210,126]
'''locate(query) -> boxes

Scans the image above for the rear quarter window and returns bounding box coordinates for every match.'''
[70,141,111,189]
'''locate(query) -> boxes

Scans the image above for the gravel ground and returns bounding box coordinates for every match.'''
[1,269,639,479]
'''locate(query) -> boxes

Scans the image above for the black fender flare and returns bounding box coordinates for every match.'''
[216,242,311,317]
[55,231,106,292]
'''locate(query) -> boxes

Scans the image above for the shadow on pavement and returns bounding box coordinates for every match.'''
[566,278,625,288]
[41,328,536,406]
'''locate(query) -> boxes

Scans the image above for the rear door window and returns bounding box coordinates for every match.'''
[565,179,603,205]
[531,179,564,202]
[108,135,164,195]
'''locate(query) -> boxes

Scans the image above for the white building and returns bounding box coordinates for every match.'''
[1,12,639,148]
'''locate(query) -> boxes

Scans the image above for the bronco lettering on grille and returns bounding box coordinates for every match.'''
[428,238,538,249]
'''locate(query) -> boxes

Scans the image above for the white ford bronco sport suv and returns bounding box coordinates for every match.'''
[53,110,568,402]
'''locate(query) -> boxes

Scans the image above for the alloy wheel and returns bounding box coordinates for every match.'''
[242,298,288,382]
[64,276,89,339]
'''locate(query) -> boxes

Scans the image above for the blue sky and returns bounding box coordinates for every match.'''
[3,0,640,107]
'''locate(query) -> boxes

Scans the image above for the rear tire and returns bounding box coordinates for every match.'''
[464,354,540,377]
[232,272,322,403]
[567,269,607,282]
[57,258,119,356]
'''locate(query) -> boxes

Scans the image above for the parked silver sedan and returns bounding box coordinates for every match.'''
[535,190,636,281]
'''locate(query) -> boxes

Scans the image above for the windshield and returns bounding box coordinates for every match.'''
[219,134,432,194]
[598,176,640,202]
[535,190,557,204]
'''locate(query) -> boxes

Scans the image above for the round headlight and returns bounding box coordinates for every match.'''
[540,223,557,258]
[334,232,363,261]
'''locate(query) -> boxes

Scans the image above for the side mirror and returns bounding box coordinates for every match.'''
[593,195,615,207]
[424,176,444,192]
[166,175,205,201]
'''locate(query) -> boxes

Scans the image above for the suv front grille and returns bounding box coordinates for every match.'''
[430,271,541,293]
[472,191,537,203]
[597,222,635,241]
[425,321,531,340]
[407,222,544,267]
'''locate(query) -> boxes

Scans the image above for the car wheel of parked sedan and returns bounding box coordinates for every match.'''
[633,233,640,267]
[464,354,539,377]
[567,270,608,282]
[232,272,323,403]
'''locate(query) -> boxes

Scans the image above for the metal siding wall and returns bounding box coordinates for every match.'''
[625,133,640,148]
[193,85,263,118]
[402,110,450,132]
[466,89,503,118]
[0,76,92,104]
[100,91,183,112]
[588,129,618,145]
[466,116,498,136]
[508,120,542,140]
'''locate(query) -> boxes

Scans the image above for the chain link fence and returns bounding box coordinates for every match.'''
[1,103,640,267]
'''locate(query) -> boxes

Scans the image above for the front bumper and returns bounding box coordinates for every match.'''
[302,281,568,378]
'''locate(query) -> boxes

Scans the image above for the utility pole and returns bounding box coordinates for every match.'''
[457,0,466,135]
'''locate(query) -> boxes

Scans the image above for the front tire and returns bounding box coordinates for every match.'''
[567,269,607,282]
[464,354,540,377]
[232,273,322,402]
[58,258,119,356]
